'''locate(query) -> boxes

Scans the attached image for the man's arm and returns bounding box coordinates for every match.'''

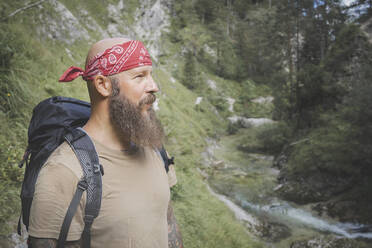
[29,237,81,248]
[167,202,184,248]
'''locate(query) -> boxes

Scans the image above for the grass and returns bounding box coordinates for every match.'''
[154,68,263,247]
[0,1,265,247]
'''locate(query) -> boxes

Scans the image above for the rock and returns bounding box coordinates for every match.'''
[203,44,217,58]
[251,96,274,104]
[0,232,28,248]
[312,202,329,217]
[80,9,109,38]
[37,0,91,44]
[290,236,370,248]
[153,98,160,111]
[132,0,171,60]
[225,97,235,112]
[206,79,217,90]
[10,232,28,248]
[211,160,225,169]
[273,153,288,169]
[195,97,203,105]
[255,220,291,242]
[231,169,247,178]
[228,116,275,128]
[106,0,126,36]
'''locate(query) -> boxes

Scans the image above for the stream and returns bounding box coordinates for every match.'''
[201,132,372,247]
[4,118,372,247]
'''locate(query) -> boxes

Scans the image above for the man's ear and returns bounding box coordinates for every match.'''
[93,75,112,97]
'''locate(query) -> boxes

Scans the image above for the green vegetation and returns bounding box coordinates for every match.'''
[1,0,372,246]
[167,0,372,224]
[0,0,265,247]
[235,123,291,156]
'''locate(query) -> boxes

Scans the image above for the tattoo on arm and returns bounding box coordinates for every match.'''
[167,202,184,248]
[29,237,81,248]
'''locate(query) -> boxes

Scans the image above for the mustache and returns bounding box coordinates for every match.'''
[139,94,156,107]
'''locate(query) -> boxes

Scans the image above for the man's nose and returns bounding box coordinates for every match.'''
[146,75,159,93]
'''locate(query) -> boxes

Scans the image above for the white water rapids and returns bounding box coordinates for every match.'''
[239,198,372,239]
[204,116,372,243]
[208,180,372,239]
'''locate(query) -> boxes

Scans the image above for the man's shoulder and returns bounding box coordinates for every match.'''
[42,141,83,179]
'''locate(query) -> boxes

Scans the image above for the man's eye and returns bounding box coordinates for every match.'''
[135,74,144,78]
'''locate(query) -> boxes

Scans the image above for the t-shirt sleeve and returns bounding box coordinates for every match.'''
[28,162,85,241]
[167,164,177,188]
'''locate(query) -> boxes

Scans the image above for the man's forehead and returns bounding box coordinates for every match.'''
[117,65,153,77]
[127,65,153,74]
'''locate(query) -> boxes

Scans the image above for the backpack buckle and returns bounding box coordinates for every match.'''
[168,156,175,165]
[77,179,88,191]
[93,164,100,174]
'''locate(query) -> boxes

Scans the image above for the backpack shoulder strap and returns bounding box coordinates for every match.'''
[57,128,102,248]
[158,146,175,173]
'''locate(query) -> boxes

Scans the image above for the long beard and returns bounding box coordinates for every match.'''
[108,88,164,152]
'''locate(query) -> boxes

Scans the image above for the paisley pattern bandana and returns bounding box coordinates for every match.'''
[59,40,152,82]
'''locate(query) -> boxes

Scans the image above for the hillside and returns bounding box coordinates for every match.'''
[0,0,263,247]
[1,0,372,248]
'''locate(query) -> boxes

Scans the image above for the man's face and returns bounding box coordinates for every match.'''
[108,66,164,150]
[112,65,159,115]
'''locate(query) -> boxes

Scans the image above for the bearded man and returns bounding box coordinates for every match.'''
[28,38,183,248]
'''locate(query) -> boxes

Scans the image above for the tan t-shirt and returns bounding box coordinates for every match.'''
[29,138,177,248]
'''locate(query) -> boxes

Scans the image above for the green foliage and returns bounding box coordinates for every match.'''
[0,116,25,234]
[324,24,366,73]
[0,182,20,234]
[206,94,228,113]
[152,69,261,248]
[173,169,263,248]
[283,22,372,169]
[227,122,240,135]
[236,81,273,118]
[235,123,291,155]
[168,0,282,82]
[238,80,258,101]
[2,0,370,245]
[287,117,354,175]
[0,24,31,118]
[256,122,291,155]
[213,30,238,79]
[182,51,200,90]
[0,3,89,234]
[234,7,283,84]
[0,16,251,246]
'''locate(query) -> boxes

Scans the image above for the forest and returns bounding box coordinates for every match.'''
[172,0,372,230]
[1,0,372,247]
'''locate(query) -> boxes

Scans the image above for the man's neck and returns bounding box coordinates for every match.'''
[83,108,130,151]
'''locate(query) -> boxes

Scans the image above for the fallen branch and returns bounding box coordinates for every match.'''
[289,138,310,146]
[3,0,48,21]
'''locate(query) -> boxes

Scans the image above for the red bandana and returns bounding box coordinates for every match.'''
[59,40,152,82]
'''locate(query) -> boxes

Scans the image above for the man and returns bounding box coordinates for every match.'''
[28,37,183,248]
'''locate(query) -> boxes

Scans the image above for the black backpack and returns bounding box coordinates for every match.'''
[18,96,174,248]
